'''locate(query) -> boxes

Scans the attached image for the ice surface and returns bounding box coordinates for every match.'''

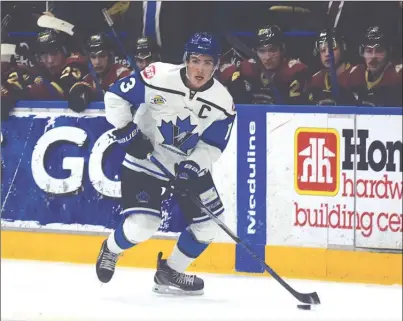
[1,259,401,321]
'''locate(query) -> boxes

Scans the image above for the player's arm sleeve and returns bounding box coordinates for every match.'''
[288,68,311,105]
[188,105,236,171]
[104,72,146,129]
[4,68,35,96]
[58,62,88,94]
[119,68,134,79]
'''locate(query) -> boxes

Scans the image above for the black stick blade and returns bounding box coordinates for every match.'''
[296,291,321,305]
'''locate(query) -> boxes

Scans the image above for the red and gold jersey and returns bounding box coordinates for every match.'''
[217,48,246,87]
[306,63,355,105]
[1,63,37,97]
[26,54,89,100]
[217,63,237,87]
[82,63,133,99]
[227,58,311,104]
[340,62,402,107]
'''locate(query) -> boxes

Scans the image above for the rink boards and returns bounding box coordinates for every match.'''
[1,102,402,285]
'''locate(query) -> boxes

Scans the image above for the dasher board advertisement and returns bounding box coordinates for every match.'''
[266,110,402,250]
[1,108,187,234]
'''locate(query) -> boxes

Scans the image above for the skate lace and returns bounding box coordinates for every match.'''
[173,272,195,286]
[100,251,118,271]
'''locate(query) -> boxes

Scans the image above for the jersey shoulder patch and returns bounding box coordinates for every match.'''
[142,64,156,79]
[140,62,181,86]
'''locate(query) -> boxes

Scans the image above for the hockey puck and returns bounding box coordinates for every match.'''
[297,304,311,310]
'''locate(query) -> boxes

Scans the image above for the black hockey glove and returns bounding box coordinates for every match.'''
[1,94,17,120]
[68,82,93,113]
[173,160,202,196]
[112,122,153,160]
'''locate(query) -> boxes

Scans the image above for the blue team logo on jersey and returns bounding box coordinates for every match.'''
[158,116,199,154]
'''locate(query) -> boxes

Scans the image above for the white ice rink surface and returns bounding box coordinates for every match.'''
[1,259,402,321]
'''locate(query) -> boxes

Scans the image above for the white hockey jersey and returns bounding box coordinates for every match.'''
[104,62,236,181]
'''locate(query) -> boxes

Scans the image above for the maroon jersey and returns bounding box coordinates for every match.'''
[340,62,402,107]
[218,63,237,87]
[217,48,246,86]
[27,54,89,100]
[306,63,355,105]
[1,62,38,118]
[227,58,310,105]
[0,62,66,101]
[1,63,35,98]
[83,63,132,99]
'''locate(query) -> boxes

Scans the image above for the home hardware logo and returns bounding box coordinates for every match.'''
[294,128,340,196]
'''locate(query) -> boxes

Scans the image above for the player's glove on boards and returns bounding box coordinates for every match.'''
[173,160,202,196]
[113,122,153,160]
[68,81,93,113]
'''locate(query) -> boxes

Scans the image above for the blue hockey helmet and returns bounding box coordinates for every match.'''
[183,32,221,65]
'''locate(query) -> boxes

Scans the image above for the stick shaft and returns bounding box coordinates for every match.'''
[101,8,136,71]
[147,153,320,305]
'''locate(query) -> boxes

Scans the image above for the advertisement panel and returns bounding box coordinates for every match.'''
[266,111,402,250]
[1,110,187,235]
[236,107,267,272]
[354,115,402,249]
[267,113,355,247]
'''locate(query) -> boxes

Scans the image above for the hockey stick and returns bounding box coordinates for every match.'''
[225,34,284,104]
[147,153,321,305]
[324,6,341,100]
[102,8,137,72]
[37,15,76,36]
[325,28,339,100]
[37,14,104,96]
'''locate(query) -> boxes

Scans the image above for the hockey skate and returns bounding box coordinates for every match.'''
[153,252,204,295]
[96,240,120,283]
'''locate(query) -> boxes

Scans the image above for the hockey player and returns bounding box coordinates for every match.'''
[226,25,310,105]
[134,36,161,71]
[1,42,34,119]
[340,26,402,107]
[0,32,61,118]
[85,33,133,90]
[96,32,235,295]
[29,29,89,106]
[306,29,354,105]
[67,33,133,110]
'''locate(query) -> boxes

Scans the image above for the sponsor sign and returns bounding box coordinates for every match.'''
[236,108,267,272]
[353,115,402,248]
[294,128,339,196]
[1,111,187,234]
[267,112,402,250]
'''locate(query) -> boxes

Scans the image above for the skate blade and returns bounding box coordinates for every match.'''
[152,283,204,296]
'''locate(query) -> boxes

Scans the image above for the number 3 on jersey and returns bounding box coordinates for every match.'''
[120,77,136,93]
